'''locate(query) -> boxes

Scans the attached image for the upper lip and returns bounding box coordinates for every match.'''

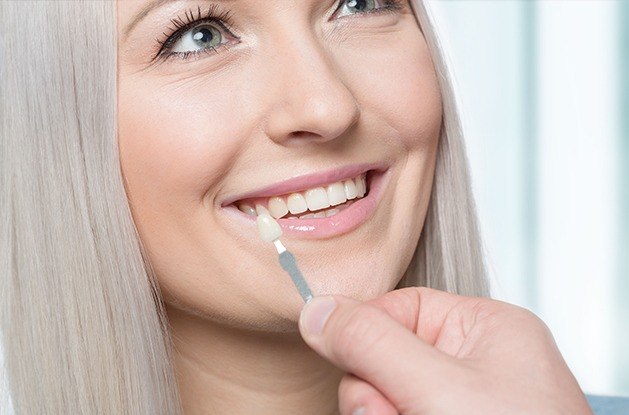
[219,161,389,207]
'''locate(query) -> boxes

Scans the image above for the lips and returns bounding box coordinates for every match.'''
[219,162,389,208]
[219,162,391,239]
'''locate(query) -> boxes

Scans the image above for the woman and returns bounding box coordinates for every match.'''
[0,0,612,413]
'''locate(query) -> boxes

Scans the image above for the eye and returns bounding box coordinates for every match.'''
[153,5,238,62]
[169,23,225,55]
[335,0,399,18]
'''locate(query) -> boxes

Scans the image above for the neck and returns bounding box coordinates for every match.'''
[166,304,343,415]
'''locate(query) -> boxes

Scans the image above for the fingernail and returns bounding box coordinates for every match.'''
[300,296,337,337]
[352,407,367,415]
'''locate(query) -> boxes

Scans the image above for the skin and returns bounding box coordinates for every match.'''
[117,0,441,414]
[299,288,595,415]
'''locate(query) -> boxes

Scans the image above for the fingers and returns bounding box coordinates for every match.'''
[338,373,398,415]
[298,294,460,410]
[365,286,476,345]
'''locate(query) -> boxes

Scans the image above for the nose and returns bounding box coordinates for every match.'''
[261,29,361,145]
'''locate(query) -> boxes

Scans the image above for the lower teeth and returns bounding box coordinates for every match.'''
[285,200,355,219]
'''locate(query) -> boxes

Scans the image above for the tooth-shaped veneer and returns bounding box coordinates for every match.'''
[287,193,308,214]
[305,187,330,211]
[326,182,347,206]
[268,196,289,219]
[256,213,282,242]
[255,204,269,215]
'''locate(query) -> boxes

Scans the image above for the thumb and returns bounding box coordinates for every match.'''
[298,295,459,410]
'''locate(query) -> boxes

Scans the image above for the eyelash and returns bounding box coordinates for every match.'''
[153,4,235,62]
[153,0,405,63]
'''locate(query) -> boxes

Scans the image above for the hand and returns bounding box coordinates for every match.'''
[298,286,594,415]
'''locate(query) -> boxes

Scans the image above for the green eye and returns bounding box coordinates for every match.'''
[337,0,379,18]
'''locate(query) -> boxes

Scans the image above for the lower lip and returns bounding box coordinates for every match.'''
[222,168,390,240]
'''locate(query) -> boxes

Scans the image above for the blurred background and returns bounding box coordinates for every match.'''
[427,0,628,397]
[1,0,626,412]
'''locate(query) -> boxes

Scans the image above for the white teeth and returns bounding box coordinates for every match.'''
[235,173,369,220]
[343,179,357,199]
[238,203,256,216]
[305,187,330,211]
[356,176,366,197]
[325,208,340,217]
[287,193,308,214]
[268,196,288,219]
[326,182,347,206]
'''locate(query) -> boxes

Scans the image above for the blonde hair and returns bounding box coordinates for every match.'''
[0,0,489,413]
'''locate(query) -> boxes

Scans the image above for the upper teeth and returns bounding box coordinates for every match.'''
[237,173,367,219]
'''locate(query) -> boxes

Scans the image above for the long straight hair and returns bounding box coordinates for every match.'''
[398,0,490,296]
[0,1,489,413]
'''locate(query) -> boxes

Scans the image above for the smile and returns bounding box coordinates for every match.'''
[236,171,368,219]
[220,163,391,239]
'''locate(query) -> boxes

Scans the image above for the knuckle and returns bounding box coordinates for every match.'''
[476,300,557,344]
[329,305,388,367]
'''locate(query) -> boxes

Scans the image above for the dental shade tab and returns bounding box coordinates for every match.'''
[255,207,314,303]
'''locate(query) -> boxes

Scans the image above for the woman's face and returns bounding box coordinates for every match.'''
[117,0,442,331]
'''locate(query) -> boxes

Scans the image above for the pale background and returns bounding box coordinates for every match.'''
[428,0,628,397]
[1,0,628,412]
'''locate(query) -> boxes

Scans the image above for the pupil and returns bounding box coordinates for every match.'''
[347,0,367,11]
[192,27,215,45]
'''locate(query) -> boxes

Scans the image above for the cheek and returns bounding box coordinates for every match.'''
[329,21,443,281]
[335,21,443,151]
[116,78,251,294]
[118,84,241,206]
[384,46,442,149]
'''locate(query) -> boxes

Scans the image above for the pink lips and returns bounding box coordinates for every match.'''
[219,162,389,208]
[220,165,391,240]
